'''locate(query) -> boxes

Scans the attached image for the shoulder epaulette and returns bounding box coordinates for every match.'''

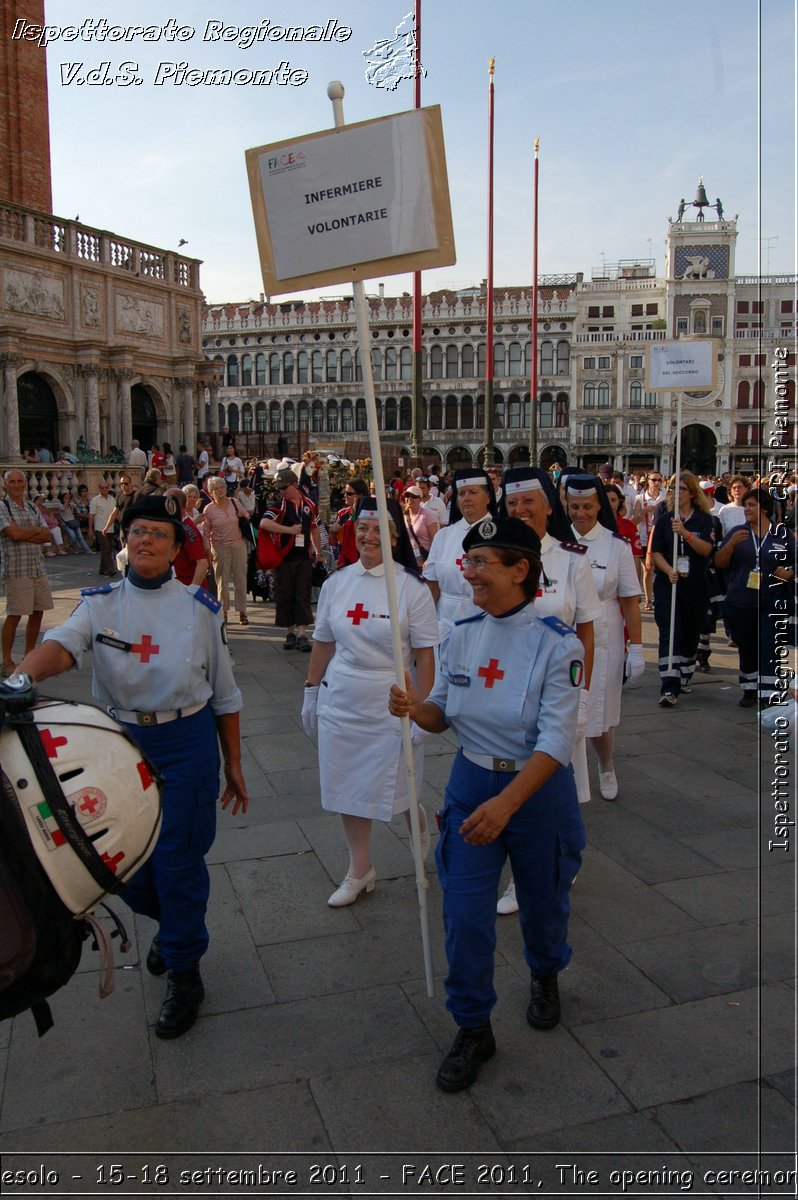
[192,586,222,613]
[540,614,576,637]
[80,584,114,597]
[559,540,587,554]
[612,531,626,540]
[454,611,487,626]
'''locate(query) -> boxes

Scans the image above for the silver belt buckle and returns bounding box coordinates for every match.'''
[495,757,513,772]
[137,712,156,726]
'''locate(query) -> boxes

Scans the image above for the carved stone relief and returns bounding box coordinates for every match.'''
[4,269,66,320]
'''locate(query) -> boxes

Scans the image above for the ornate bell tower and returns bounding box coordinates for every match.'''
[0,0,53,212]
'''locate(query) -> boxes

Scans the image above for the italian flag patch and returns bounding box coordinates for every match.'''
[30,800,67,850]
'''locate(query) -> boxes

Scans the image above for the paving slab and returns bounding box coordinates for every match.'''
[581,804,723,884]
[621,919,761,1003]
[0,970,154,1132]
[0,1079,329,1152]
[571,847,702,944]
[650,1079,797,1154]
[571,984,796,1109]
[150,985,435,1105]
[653,867,783,926]
[297,813,419,883]
[227,853,360,945]
[310,1056,503,1152]
[206,819,309,864]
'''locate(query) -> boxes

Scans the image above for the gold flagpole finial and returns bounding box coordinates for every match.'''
[488,57,495,76]
[534,137,540,153]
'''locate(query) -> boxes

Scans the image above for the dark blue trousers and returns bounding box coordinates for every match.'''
[121,705,219,971]
[435,751,584,1029]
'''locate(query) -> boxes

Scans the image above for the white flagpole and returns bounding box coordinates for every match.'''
[666,390,684,679]
[327,81,435,999]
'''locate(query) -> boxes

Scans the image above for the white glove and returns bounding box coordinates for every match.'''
[575,689,590,739]
[301,686,319,736]
[626,644,645,681]
[410,721,431,745]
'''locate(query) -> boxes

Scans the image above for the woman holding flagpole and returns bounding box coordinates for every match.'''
[422,468,498,641]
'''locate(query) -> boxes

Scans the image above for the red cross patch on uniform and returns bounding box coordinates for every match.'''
[477,658,505,688]
[347,603,369,626]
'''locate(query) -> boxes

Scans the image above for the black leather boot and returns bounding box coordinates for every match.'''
[156,966,205,1039]
[527,972,560,1029]
[436,1023,496,1092]
[146,935,166,977]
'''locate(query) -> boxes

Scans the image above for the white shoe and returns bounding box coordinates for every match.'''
[327,866,376,907]
[497,879,518,915]
[599,770,618,800]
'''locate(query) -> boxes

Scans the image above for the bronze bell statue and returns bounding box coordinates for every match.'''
[693,177,709,209]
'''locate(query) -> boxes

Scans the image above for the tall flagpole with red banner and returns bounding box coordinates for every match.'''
[411,0,424,466]
[529,138,540,467]
[483,57,495,466]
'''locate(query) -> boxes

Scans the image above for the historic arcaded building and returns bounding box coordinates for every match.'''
[204,185,795,476]
[0,0,212,463]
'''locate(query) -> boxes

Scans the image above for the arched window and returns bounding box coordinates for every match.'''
[477,343,486,377]
[462,345,475,378]
[540,341,554,374]
[283,351,294,385]
[445,394,458,429]
[241,354,253,386]
[297,351,309,384]
[385,347,397,380]
[341,349,353,382]
[598,383,610,407]
[312,401,324,432]
[555,394,569,426]
[430,395,443,429]
[556,340,569,374]
[326,349,337,382]
[476,394,485,428]
[355,399,367,431]
[311,351,323,383]
[508,342,523,377]
[752,380,764,406]
[400,347,412,381]
[255,402,267,431]
[341,401,353,432]
[242,402,253,431]
[269,402,281,433]
[398,396,411,429]
[583,383,596,408]
[494,394,505,428]
[283,401,295,432]
[226,354,239,387]
[255,354,266,386]
[327,400,339,432]
[430,345,444,379]
[269,353,280,385]
[384,397,398,430]
[298,400,310,431]
[371,348,382,381]
[630,381,642,408]
[524,342,532,376]
[737,381,750,409]
[539,397,554,428]
[493,343,506,377]
[446,345,459,377]
[354,351,363,382]
[461,394,474,428]
[507,394,522,428]
[227,403,239,432]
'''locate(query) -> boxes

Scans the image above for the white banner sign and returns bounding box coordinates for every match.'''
[246,106,455,294]
[646,340,715,391]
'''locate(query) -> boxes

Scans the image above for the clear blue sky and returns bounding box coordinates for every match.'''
[43,0,796,302]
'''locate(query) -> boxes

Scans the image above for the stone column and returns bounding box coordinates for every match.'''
[181,378,195,448]
[2,357,22,457]
[118,371,133,453]
[107,370,119,452]
[81,367,101,453]
[208,383,220,433]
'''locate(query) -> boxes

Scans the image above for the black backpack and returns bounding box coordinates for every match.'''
[0,687,134,1036]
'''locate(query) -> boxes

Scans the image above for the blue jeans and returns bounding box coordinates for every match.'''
[435,751,584,1028]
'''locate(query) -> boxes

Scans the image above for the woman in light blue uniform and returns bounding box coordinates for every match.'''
[390,517,585,1092]
[19,494,249,1041]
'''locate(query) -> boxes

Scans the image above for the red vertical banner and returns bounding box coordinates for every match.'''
[412,0,424,461]
[484,57,495,464]
[530,138,540,466]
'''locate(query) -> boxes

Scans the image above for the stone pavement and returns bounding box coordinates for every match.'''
[0,555,794,1197]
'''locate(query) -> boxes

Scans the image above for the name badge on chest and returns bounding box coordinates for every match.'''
[448,672,470,687]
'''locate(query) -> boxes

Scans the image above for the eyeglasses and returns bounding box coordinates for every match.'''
[344,490,356,495]
[461,555,503,571]
[128,525,172,542]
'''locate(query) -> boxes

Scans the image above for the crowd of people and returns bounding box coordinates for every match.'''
[0,449,794,1087]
